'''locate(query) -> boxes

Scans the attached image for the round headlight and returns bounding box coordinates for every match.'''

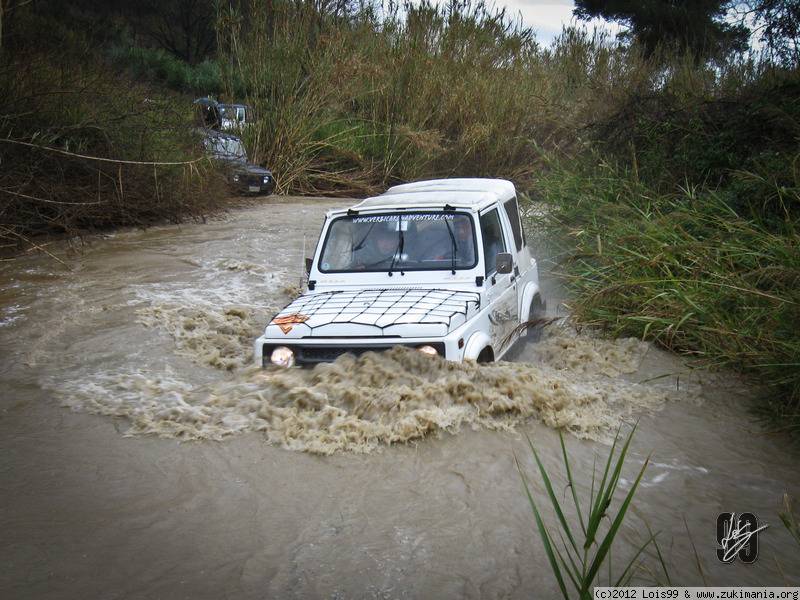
[270,346,295,367]
[417,345,438,357]
[262,175,269,183]
[232,174,240,182]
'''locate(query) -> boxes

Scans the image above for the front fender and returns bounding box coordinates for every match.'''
[464,331,492,361]
[254,336,266,366]
[520,282,542,322]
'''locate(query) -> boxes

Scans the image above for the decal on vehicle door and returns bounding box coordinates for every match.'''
[489,308,513,325]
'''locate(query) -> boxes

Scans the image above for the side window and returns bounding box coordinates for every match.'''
[480,208,507,275]
[503,197,524,251]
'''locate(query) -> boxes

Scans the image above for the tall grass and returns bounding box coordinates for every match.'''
[530,154,800,435]
[214,0,655,193]
[781,495,800,548]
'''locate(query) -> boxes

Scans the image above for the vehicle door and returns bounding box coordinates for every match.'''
[500,195,529,316]
[480,206,518,353]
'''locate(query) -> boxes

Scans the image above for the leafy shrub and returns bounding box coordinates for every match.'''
[1,41,226,248]
[531,155,800,436]
[110,45,225,95]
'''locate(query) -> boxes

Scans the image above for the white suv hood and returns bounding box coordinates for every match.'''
[266,288,481,339]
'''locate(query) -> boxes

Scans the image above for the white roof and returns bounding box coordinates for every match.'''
[384,178,515,198]
[348,178,516,213]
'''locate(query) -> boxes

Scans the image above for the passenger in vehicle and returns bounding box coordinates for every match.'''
[417,217,475,266]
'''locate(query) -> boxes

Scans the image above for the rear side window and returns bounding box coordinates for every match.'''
[479,208,507,275]
[503,197,524,251]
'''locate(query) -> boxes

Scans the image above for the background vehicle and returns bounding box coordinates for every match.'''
[203,130,275,195]
[255,178,544,367]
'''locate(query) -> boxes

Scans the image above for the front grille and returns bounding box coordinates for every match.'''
[262,342,446,366]
[297,344,398,363]
[247,174,264,186]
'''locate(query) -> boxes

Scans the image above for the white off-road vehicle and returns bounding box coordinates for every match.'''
[255,179,544,367]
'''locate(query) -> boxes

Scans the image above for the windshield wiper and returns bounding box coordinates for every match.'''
[351,223,375,260]
[388,214,404,276]
[444,217,457,274]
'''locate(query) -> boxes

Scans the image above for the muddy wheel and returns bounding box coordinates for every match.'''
[526,295,546,342]
[476,347,494,363]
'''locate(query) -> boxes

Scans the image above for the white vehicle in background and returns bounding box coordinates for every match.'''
[255,178,545,367]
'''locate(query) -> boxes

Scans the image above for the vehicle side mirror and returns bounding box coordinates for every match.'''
[495,252,513,274]
[305,257,313,275]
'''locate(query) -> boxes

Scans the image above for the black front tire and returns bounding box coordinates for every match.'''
[477,347,495,363]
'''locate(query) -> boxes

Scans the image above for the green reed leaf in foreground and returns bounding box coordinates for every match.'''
[516,426,667,598]
[515,452,570,600]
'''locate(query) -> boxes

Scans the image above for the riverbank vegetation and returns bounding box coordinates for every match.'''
[0,3,226,254]
[527,49,800,436]
[1,0,798,431]
[534,141,800,437]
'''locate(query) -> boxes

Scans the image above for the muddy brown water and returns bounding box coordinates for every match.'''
[1,197,798,599]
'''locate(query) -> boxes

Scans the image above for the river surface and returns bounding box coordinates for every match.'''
[1,197,798,599]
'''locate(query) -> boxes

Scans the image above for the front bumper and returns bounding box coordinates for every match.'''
[255,335,462,367]
[258,340,446,366]
[233,175,275,195]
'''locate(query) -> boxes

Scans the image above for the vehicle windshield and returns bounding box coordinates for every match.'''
[220,105,246,122]
[207,136,246,160]
[318,212,477,273]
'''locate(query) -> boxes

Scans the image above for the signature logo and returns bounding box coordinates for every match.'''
[716,512,768,564]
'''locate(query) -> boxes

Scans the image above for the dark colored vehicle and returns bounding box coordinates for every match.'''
[203,130,275,195]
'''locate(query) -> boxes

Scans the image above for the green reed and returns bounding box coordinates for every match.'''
[530,155,800,437]
[516,426,669,598]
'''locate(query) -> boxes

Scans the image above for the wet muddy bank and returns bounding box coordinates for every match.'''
[1,197,798,598]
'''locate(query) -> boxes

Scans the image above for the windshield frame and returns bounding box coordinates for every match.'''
[206,135,246,160]
[317,210,479,274]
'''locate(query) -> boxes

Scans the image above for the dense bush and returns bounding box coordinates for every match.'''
[0,19,227,249]
[588,66,800,224]
[109,45,226,95]
[530,152,800,436]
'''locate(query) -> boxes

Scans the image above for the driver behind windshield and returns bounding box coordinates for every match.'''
[354,221,401,270]
[414,216,475,266]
